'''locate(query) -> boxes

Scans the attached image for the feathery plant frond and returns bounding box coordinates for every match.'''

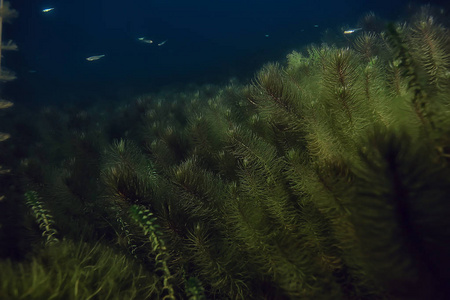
[406,8,450,147]
[285,149,361,270]
[285,149,352,216]
[172,157,226,217]
[188,113,220,159]
[385,57,410,97]
[24,191,59,245]
[140,96,190,170]
[321,48,363,127]
[183,222,250,298]
[285,51,321,109]
[353,32,382,63]
[101,139,157,207]
[307,44,332,69]
[249,62,311,154]
[144,123,190,174]
[315,47,371,157]
[387,17,450,160]
[350,126,450,298]
[360,57,396,128]
[226,181,279,244]
[253,63,295,113]
[228,187,340,298]
[184,277,206,300]
[250,63,305,134]
[228,125,282,182]
[285,51,314,81]
[228,126,299,226]
[301,105,346,161]
[186,100,232,172]
[295,200,347,286]
[408,6,450,93]
[129,204,175,300]
[148,138,182,173]
[0,1,18,23]
[104,139,157,181]
[115,213,139,257]
[0,240,158,299]
[386,23,432,130]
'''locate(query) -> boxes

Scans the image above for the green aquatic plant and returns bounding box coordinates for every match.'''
[0,0,17,81]
[0,99,13,200]
[115,213,139,257]
[101,139,158,208]
[408,6,450,93]
[248,62,308,153]
[386,22,431,130]
[227,125,295,225]
[182,221,251,298]
[129,204,175,300]
[186,99,234,173]
[184,277,206,300]
[386,15,450,159]
[0,240,158,299]
[6,6,450,300]
[320,47,370,144]
[24,191,59,245]
[353,32,382,63]
[350,126,450,299]
[0,0,16,202]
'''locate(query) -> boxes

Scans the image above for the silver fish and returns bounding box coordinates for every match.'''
[138,37,153,44]
[86,55,105,61]
[343,28,362,34]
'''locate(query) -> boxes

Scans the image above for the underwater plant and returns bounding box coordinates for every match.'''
[24,191,59,245]
[0,0,17,81]
[0,99,12,188]
[129,204,175,300]
[3,5,450,300]
[0,239,159,299]
[0,0,15,201]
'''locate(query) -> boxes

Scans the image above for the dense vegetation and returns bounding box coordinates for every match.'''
[1,6,450,299]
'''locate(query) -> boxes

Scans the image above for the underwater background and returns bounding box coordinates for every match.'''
[1,0,450,299]
[5,0,449,104]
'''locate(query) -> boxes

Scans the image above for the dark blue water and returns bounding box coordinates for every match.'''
[4,0,449,104]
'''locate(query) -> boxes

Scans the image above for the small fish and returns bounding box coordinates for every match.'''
[86,55,105,61]
[138,37,153,44]
[0,100,13,109]
[0,132,10,142]
[343,28,362,34]
[157,40,167,46]
[42,8,55,13]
